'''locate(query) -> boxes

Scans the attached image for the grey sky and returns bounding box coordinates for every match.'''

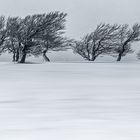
[0,0,140,39]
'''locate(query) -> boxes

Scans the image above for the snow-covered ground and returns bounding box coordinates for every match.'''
[0,62,140,140]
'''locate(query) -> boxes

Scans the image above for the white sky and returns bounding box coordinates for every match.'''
[0,0,140,39]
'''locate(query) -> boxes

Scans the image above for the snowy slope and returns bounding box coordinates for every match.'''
[0,62,140,140]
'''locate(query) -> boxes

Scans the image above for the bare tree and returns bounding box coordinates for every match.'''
[113,24,140,61]
[0,16,7,54]
[5,17,22,62]
[73,35,92,61]
[31,13,68,62]
[74,23,120,61]
[31,36,69,62]
[19,12,67,63]
[0,12,67,63]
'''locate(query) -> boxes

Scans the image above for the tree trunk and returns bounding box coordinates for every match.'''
[12,52,16,62]
[43,51,50,62]
[16,43,21,62]
[43,43,50,62]
[16,49,20,62]
[20,53,27,63]
[91,56,96,61]
[117,53,122,61]
[20,45,28,63]
[91,47,96,61]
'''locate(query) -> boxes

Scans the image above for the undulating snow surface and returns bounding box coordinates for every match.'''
[0,62,140,140]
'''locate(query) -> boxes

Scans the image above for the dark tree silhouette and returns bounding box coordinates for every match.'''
[31,36,69,62]
[19,12,67,63]
[5,17,22,62]
[0,16,7,54]
[74,24,120,61]
[113,24,140,61]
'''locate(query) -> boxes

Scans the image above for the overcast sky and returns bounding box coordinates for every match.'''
[0,0,140,39]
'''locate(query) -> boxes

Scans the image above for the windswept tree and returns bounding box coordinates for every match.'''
[30,12,68,62]
[5,17,22,62]
[18,12,67,63]
[31,36,69,62]
[113,23,140,61]
[0,16,7,54]
[74,24,120,61]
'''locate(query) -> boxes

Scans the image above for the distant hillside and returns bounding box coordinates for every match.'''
[0,48,139,63]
